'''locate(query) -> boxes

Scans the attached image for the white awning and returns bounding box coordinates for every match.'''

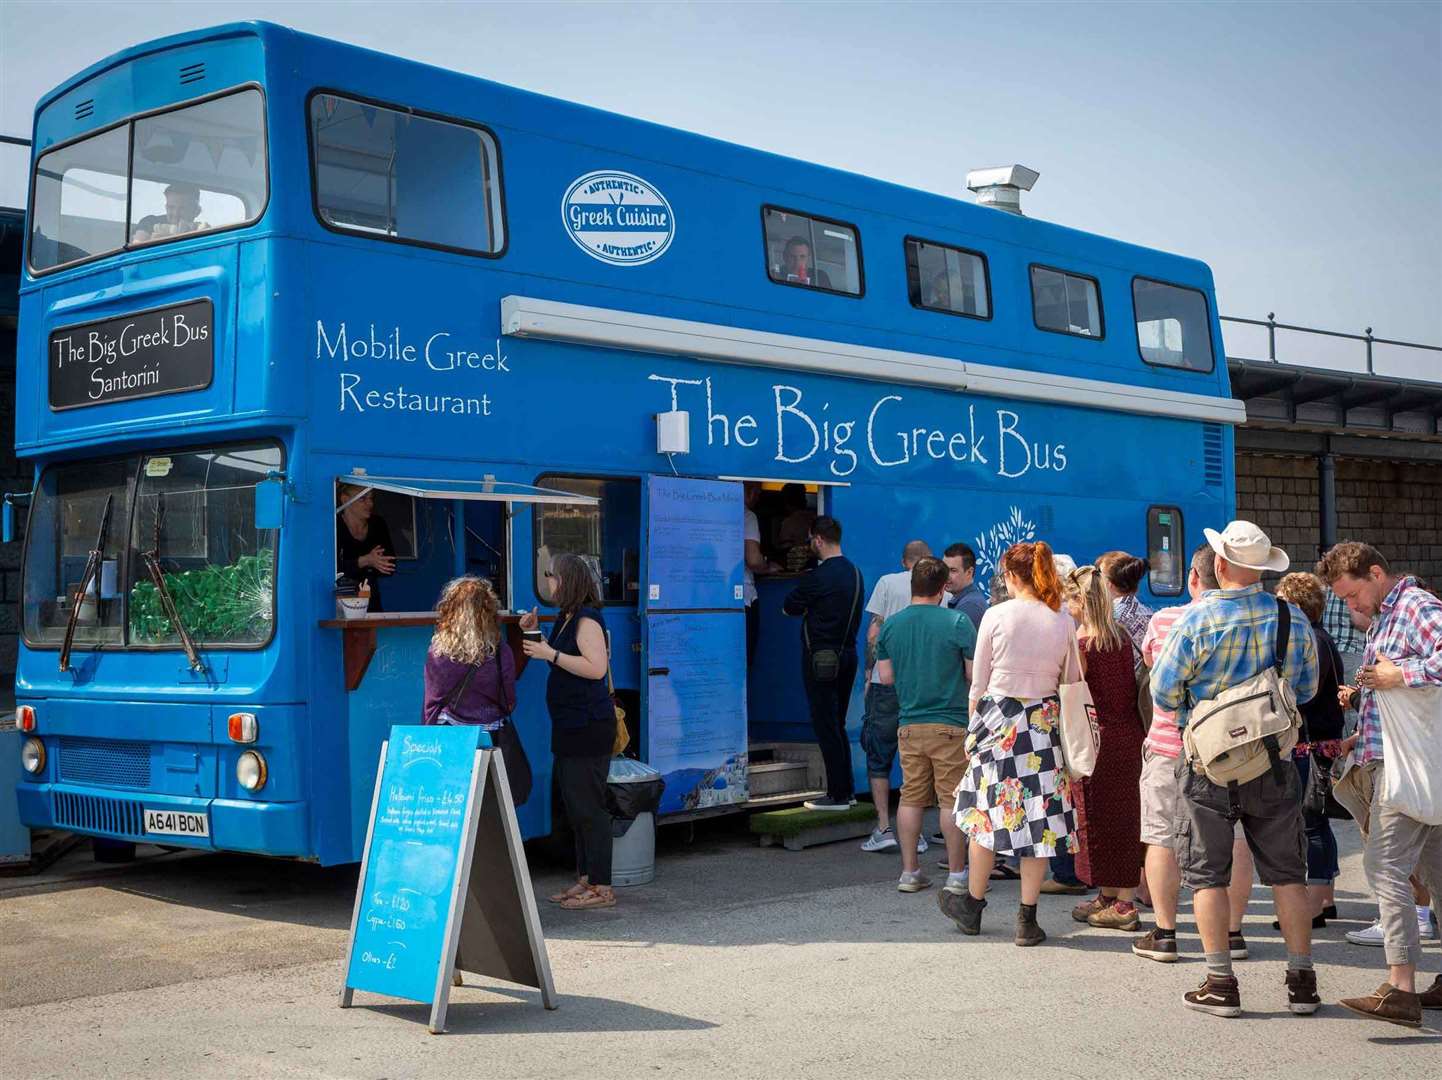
[337,473,599,514]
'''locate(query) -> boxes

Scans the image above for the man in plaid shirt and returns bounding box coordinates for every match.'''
[1318,542,1442,1027]
[1152,521,1319,1019]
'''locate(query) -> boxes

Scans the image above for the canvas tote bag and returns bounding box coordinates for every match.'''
[1058,629,1100,777]
[1376,685,1442,825]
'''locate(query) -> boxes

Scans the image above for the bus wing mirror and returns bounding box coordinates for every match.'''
[255,477,286,530]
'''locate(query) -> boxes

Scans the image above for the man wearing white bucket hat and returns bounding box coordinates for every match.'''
[1152,520,1320,1019]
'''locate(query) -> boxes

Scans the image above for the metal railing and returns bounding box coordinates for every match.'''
[1221,314,1441,381]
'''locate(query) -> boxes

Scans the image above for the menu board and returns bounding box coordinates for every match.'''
[344,726,481,1006]
[645,612,748,814]
[644,476,743,610]
[48,299,214,410]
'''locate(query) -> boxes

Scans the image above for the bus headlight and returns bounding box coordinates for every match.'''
[21,737,46,775]
[236,751,268,792]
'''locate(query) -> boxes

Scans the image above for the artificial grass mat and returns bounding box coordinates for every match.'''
[748,803,876,836]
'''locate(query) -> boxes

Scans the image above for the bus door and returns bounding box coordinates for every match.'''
[640,476,748,816]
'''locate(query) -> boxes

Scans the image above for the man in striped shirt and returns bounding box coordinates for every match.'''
[1131,542,1255,966]
[1319,542,1442,1028]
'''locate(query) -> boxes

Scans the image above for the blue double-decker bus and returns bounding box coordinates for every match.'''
[8,22,1241,865]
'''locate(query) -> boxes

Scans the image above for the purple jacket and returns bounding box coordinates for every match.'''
[422,644,517,727]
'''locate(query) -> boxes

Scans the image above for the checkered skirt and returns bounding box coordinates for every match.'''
[953,694,1077,858]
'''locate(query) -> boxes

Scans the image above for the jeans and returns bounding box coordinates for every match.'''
[1051,846,1083,885]
[801,647,858,802]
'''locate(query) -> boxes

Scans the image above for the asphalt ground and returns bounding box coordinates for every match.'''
[1,812,1438,1079]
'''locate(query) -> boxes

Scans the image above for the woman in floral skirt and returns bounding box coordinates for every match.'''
[941,541,1081,946]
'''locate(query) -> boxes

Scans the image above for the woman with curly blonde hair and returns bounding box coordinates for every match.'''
[422,577,528,802]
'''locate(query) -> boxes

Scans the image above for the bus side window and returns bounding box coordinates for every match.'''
[762,206,862,297]
[533,476,640,605]
[1147,506,1184,596]
[1134,277,1215,372]
[310,93,505,256]
[1031,265,1103,339]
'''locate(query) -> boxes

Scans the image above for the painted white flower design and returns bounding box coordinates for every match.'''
[974,505,1036,587]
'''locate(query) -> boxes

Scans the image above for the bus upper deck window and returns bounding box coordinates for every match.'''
[29,125,129,272]
[129,89,267,248]
[905,238,990,319]
[310,94,505,256]
[1031,265,1102,339]
[1134,278,1215,372]
[763,207,862,296]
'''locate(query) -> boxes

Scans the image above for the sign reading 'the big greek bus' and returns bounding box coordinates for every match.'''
[561,171,675,266]
[48,299,213,411]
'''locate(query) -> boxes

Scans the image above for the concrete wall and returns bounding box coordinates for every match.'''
[1237,452,1442,585]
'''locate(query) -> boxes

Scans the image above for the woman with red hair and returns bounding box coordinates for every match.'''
[941,541,1081,946]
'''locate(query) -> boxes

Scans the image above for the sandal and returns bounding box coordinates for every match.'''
[560,885,616,910]
[548,881,590,904]
[989,863,1022,881]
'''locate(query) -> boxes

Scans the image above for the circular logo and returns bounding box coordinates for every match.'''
[561,171,675,267]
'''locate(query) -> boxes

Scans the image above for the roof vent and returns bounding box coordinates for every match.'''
[74,99,94,121]
[966,165,1040,216]
[179,62,206,85]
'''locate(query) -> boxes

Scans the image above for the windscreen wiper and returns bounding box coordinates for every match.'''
[142,492,204,673]
[59,493,112,673]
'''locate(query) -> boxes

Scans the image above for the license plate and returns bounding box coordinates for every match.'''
[143,809,210,837]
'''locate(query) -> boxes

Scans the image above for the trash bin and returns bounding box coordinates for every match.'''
[607,758,665,887]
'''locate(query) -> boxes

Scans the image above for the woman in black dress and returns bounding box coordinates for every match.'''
[336,483,396,611]
[520,553,618,910]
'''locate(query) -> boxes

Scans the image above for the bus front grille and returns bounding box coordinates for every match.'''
[58,737,152,788]
[53,791,145,837]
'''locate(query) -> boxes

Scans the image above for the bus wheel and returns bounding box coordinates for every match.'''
[92,839,136,863]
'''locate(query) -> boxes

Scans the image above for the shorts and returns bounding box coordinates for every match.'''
[899,723,968,808]
[1175,758,1307,891]
[1138,747,1181,848]
[860,682,901,778]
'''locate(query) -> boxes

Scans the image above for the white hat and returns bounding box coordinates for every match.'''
[1052,553,1078,578]
[1204,520,1290,573]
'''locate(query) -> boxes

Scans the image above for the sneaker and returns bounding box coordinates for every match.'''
[1089,901,1141,932]
[1321,904,1339,920]
[944,869,969,894]
[1184,974,1242,1018]
[1132,927,1179,963]
[1072,895,1109,923]
[804,795,852,812]
[1346,919,1386,947]
[916,833,930,854]
[1418,974,1442,1009]
[1419,906,1437,941]
[1040,878,1089,896]
[897,870,931,893]
[938,888,986,935]
[860,827,899,853]
[1286,968,1320,1015]
[929,830,946,846]
[1338,983,1422,1028]
[1229,932,1249,960]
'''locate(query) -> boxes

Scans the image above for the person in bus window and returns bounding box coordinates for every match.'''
[336,483,396,611]
[131,182,205,243]
[925,270,952,309]
[780,236,832,289]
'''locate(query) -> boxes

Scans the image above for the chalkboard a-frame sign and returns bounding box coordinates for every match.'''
[340,726,557,1033]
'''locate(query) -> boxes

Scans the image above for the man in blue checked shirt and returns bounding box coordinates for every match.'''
[1152,521,1319,1020]
[1318,542,1442,1028]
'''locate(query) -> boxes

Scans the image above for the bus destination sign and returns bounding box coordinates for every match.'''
[48,299,214,410]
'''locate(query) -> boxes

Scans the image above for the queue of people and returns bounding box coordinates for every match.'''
[802,514,1440,1024]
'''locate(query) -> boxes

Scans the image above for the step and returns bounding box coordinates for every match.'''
[750,802,877,851]
[747,760,812,798]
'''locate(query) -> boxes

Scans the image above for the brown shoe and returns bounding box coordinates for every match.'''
[1419,975,1442,1010]
[1072,894,1110,923]
[1338,983,1422,1028]
[1088,901,1141,931]
[1040,878,1089,896]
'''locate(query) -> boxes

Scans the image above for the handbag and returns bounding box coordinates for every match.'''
[804,563,863,683]
[606,633,630,756]
[1376,684,1442,825]
[434,655,534,806]
[1058,630,1100,777]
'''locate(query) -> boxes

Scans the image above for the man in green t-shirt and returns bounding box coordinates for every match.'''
[876,557,977,895]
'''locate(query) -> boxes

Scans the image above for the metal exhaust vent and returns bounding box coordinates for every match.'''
[180,62,206,85]
[966,165,1040,216]
[74,99,94,121]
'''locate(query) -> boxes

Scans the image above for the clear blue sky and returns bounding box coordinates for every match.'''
[2,0,1438,362]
